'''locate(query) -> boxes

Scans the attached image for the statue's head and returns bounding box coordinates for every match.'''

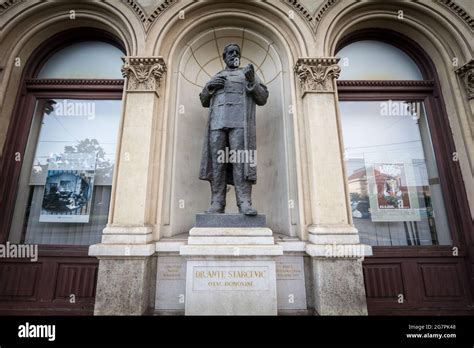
[223,43,241,69]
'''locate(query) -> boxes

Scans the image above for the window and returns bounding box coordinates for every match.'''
[37,41,123,79]
[337,40,423,80]
[337,37,452,247]
[7,39,124,245]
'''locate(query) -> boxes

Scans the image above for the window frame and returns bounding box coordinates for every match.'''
[336,29,472,257]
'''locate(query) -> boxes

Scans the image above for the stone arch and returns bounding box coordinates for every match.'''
[0,1,140,154]
[155,4,307,237]
[151,1,309,59]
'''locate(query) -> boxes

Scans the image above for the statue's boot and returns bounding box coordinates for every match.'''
[238,201,257,216]
[235,182,257,215]
[205,201,225,214]
[205,180,226,214]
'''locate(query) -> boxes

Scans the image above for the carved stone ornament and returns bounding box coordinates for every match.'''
[294,58,340,93]
[456,60,474,99]
[0,0,22,15]
[436,0,474,32]
[283,0,338,32]
[121,57,167,92]
[123,0,178,32]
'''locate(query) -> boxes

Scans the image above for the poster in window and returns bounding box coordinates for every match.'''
[365,154,420,222]
[39,153,97,223]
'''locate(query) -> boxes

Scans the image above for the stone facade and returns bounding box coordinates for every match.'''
[0,0,472,315]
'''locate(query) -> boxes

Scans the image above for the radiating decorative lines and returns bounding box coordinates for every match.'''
[184,43,212,84]
[213,28,224,70]
[192,34,267,56]
[254,41,273,82]
[241,29,246,56]
[180,29,282,86]
[179,71,205,89]
[265,70,282,85]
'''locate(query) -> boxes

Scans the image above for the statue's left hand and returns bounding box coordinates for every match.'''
[244,64,255,83]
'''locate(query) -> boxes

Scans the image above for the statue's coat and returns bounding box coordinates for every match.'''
[199,68,268,185]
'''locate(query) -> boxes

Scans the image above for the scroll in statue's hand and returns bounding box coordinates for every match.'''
[207,76,226,91]
[244,64,255,84]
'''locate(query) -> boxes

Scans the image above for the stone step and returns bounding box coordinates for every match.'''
[188,236,275,245]
[180,244,283,256]
[196,213,266,227]
[189,227,272,236]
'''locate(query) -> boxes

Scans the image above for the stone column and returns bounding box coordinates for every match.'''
[294,58,371,315]
[88,57,166,315]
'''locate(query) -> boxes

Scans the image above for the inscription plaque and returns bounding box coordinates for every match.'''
[185,260,278,315]
[155,256,186,311]
[275,256,307,310]
[192,266,269,291]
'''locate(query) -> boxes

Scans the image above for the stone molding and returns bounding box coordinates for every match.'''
[284,0,314,27]
[121,57,167,92]
[456,59,474,99]
[314,0,338,23]
[294,57,340,93]
[283,0,337,32]
[0,0,21,15]
[337,80,434,87]
[25,79,124,86]
[437,0,474,32]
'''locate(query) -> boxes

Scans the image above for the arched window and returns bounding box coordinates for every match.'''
[37,41,123,79]
[2,33,125,246]
[337,40,423,80]
[336,32,460,247]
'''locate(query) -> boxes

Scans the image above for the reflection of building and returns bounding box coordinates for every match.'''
[0,0,473,317]
[347,168,368,197]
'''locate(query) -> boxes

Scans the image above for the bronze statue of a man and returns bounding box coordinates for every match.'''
[199,43,269,215]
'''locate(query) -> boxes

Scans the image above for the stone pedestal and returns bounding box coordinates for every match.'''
[93,256,155,315]
[310,257,367,315]
[89,238,157,315]
[305,235,372,315]
[180,214,282,315]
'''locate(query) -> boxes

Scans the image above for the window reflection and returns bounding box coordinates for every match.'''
[30,99,119,186]
[11,99,121,245]
[37,41,124,79]
[337,41,423,80]
[340,101,451,246]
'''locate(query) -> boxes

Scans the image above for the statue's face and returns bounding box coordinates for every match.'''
[224,45,241,69]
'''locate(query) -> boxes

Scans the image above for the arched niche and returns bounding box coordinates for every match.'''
[165,26,299,237]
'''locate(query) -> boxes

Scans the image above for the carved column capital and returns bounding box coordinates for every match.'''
[294,57,340,94]
[121,57,167,93]
[456,59,474,100]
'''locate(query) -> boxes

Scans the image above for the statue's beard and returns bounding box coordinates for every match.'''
[225,56,240,68]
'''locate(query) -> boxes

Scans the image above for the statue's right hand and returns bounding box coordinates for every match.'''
[207,76,226,91]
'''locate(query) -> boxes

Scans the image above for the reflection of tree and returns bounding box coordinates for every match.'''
[64,138,113,180]
[30,138,114,184]
[351,193,368,202]
[350,193,369,204]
